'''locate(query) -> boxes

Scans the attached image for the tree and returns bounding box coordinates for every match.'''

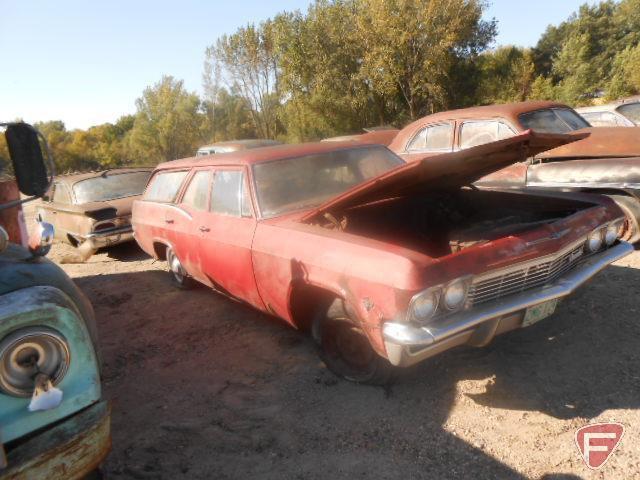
[206,22,282,139]
[477,46,536,103]
[129,76,206,163]
[606,44,640,99]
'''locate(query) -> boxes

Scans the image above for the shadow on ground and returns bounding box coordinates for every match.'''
[74,262,639,479]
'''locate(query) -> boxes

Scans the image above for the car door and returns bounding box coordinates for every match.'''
[197,167,264,309]
[170,168,213,284]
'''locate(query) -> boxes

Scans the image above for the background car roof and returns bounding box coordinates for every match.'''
[54,167,153,186]
[156,142,390,170]
[389,101,570,152]
[197,139,282,150]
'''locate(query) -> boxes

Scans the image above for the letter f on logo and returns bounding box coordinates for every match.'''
[575,423,624,469]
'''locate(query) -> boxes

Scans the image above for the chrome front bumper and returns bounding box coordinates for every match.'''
[84,225,134,248]
[383,242,633,367]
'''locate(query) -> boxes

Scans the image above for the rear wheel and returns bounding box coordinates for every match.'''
[312,299,394,385]
[166,247,195,289]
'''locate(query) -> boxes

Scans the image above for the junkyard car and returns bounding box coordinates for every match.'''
[0,122,110,478]
[388,101,640,242]
[577,99,640,127]
[322,127,399,145]
[196,139,282,156]
[132,133,631,384]
[38,168,151,259]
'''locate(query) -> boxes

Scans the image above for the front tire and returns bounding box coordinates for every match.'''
[166,247,195,289]
[312,299,394,385]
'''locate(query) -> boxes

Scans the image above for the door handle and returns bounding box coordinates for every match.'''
[165,219,174,224]
[199,226,210,232]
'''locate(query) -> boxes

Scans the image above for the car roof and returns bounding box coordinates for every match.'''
[54,167,153,186]
[156,142,388,171]
[577,100,640,113]
[197,139,282,150]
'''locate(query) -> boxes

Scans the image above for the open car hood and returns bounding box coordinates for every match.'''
[536,127,640,159]
[302,130,587,222]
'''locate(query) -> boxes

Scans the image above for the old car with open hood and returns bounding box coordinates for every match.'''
[132,132,632,384]
[388,101,640,242]
[0,123,110,478]
[37,168,152,261]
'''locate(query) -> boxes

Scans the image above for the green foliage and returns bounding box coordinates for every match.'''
[477,46,536,103]
[128,75,207,162]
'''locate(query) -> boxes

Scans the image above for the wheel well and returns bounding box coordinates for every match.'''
[153,242,168,260]
[288,283,338,332]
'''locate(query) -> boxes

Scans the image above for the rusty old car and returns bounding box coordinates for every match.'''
[37,168,152,260]
[132,133,631,384]
[0,122,110,478]
[388,101,640,242]
[577,98,640,127]
[196,139,282,157]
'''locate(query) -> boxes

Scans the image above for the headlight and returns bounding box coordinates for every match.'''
[410,290,439,323]
[0,328,70,397]
[586,229,604,252]
[444,280,468,310]
[605,220,624,246]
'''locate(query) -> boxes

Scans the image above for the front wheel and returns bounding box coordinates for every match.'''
[312,299,394,385]
[166,247,195,289]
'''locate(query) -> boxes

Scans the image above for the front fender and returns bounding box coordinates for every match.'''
[0,286,101,444]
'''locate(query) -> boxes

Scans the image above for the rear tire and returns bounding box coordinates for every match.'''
[166,247,195,289]
[312,299,394,385]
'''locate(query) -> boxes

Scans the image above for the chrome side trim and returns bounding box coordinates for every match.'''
[527,181,640,190]
[383,242,633,367]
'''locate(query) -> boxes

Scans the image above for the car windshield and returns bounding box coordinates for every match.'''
[252,146,403,218]
[519,108,591,133]
[73,171,151,203]
[617,103,640,124]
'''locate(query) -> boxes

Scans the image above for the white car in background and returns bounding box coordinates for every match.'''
[577,98,640,127]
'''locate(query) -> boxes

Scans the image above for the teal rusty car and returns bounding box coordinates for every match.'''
[0,123,110,478]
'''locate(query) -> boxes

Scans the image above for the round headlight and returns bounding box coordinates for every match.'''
[444,280,467,310]
[586,229,604,252]
[0,328,70,397]
[605,221,623,246]
[411,291,438,322]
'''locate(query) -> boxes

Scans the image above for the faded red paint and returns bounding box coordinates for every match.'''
[0,180,25,245]
[132,139,624,362]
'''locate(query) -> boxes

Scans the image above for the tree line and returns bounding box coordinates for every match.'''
[1,0,639,175]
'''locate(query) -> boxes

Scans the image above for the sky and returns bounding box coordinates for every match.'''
[0,0,599,130]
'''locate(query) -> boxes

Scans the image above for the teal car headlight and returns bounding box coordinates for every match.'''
[0,327,70,397]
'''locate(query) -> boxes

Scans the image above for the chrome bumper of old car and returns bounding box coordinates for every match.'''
[383,241,633,367]
[84,225,133,248]
[0,401,111,479]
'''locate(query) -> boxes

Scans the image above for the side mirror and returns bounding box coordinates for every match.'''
[4,123,50,197]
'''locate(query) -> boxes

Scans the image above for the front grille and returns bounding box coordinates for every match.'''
[467,243,586,306]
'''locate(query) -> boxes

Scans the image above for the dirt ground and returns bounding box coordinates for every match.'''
[42,236,640,479]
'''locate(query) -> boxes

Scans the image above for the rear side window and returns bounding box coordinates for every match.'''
[406,123,453,152]
[144,171,188,203]
[211,170,242,217]
[52,183,71,204]
[181,171,211,211]
[459,120,515,149]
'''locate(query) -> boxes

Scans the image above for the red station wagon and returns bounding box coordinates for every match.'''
[132,134,632,384]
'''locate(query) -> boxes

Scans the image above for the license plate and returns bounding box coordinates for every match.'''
[523,299,558,327]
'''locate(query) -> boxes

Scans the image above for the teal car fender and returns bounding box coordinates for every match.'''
[0,285,101,444]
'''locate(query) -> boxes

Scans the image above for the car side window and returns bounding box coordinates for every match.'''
[181,171,211,211]
[459,120,515,149]
[406,123,453,152]
[52,183,71,204]
[241,177,253,218]
[144,171,188,203]
[211,170,243,217]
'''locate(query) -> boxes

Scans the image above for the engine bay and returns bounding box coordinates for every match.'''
[314,189,592,258]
